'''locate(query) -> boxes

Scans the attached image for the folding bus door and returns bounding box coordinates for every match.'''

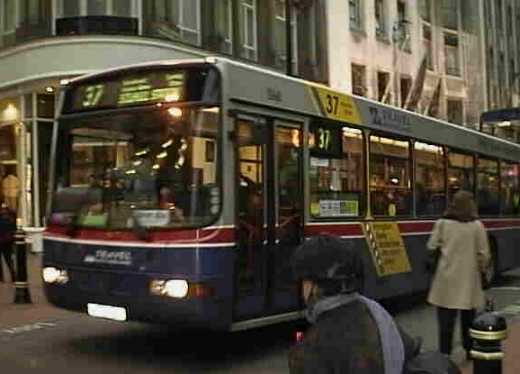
[233,116,269,320]
[268,121,303,314]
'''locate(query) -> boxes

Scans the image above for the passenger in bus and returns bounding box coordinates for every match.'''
[288,235,419,374]
[427,190,490,360]
[158,186,184,222]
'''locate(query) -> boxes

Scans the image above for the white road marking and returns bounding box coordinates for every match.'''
[1,321,57,335]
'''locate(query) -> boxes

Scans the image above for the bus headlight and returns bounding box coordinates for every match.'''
[150,279,189,298]
[42,267,69,284]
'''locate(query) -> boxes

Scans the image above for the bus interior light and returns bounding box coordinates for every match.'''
[167,107,183,118]
[42,267,69,284]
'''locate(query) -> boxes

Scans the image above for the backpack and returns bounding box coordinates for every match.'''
[404,351,461,374]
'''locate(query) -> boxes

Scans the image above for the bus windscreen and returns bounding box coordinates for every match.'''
[62,66,219,114]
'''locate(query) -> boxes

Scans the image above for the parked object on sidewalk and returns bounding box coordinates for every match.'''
[13,228,31,304]
[426,191,491,356]
[469,306,507,374]
[0,203,16,282]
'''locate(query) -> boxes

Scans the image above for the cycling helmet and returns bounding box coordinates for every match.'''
[291,235,364,294]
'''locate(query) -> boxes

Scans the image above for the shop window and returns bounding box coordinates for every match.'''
[447,151,473,199]
[477,158,500,216]
[352,64,367,97]
[444,33,460,76]
[415,142,445,216]
[37,94,54,119]
[0,126,15,161]
[501,162,520,214]
[309,123,364,218]
[142,0,200,46]
[369,135,411,216]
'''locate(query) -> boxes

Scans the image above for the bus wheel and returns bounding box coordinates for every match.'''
[482,246,498,288]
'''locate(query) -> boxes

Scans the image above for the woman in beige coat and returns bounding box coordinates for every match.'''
[426,190,490,358]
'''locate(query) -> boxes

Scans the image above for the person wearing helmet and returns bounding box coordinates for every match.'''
[288,235,418,374]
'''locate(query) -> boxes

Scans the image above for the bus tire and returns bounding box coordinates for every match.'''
[482,238,498,288]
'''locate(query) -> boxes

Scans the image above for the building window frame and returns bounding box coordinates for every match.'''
[274,0,298,72]
[375,0,386,40]
[241,0,258,61]
[351,63,367,97]
[0,0,18,45]
[56,0,139,18]
[422,21,433,70]
[444,31,461,77]
[349,0,363,32]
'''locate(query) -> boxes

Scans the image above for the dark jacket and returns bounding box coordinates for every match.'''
[288,299,416,374]
[0,207,16,243]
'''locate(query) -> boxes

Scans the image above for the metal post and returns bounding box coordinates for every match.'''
[469,302,506,374]
[13,228,31,304]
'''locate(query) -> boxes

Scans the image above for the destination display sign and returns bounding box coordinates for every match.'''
[63,67,216,113]
[309,122,342,157]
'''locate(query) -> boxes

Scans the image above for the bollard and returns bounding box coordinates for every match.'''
[469,302,507,374]
[13,228,31,304]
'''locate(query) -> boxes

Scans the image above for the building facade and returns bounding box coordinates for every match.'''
[0,0,327,228]
[480,0,520,140]
[326,0,520,138]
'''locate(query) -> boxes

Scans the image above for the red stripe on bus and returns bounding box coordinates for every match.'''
[44,225,235,244]
[482,219,520,229]
[304,224,363,236]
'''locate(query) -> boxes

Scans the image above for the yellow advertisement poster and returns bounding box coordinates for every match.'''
[310,86,362,125]
[362,222,411,277]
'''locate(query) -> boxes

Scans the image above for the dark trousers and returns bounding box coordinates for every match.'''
[0,241,16,282]
[437,306,476,355]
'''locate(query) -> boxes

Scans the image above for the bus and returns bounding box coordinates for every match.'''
[43,57,520,331]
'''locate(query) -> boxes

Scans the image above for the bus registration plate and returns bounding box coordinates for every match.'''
[87,303,127,321]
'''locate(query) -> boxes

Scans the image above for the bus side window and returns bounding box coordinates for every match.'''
[369,135,411,217]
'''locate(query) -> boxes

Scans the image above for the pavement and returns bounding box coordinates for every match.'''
[0,252,73,327]
[1,253,520,373]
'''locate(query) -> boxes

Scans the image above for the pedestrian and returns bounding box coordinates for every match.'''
[288,234,418,374]
[0,203,16,283]
[426,190,490,359]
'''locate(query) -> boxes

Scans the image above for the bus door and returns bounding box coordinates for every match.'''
[233,117,303,320]
[269,122,303,314]
[234,116,270,320]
